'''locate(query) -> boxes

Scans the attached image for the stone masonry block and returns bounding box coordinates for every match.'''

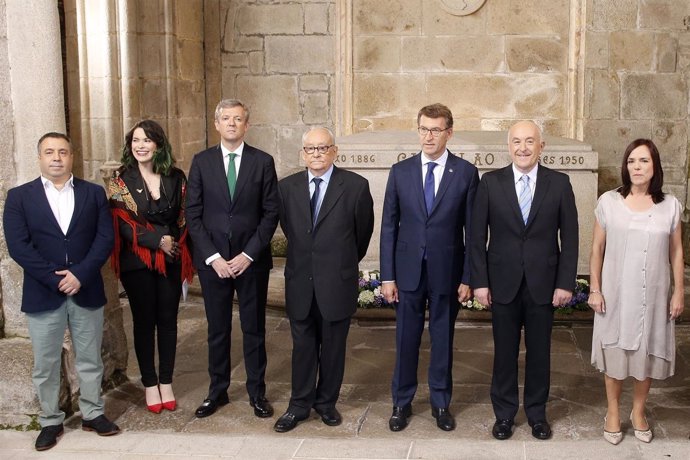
[305,3,329,35]
[302,92,329,124]
[266,36,334,73]
[237,4,303,35]
[174,0,203,39]
[0,338,39,423]
[177,40,205,80]
[237,75,300,124]
[422,6,486,35]
[353,74,400,118]
[590,0,637,31]
[506,37,567,73]
[353,74,425,119]
[585,70,619,120]
[277,126,309,177]
[583,119,651,168]
[354,36,401,72]
[138,0,165,33]
[401,36,503,72]
[609,31,654,71]
[138,34,165,78]
[621,73,687,120]
[300,75,330,91]
[512,74,566,118]
[656,33,678,72]
[141,79,167,118]
[234,36,264,52]
[679,35,690,71]
[174,80,206,117]
[225,52,249,69]
[652,121,688,168]
[354,0,421,35]
[640,0,690,30]
[244,126,278,161]
[1,259,27,337]
[248,51,264,74]
[487,0,569,36]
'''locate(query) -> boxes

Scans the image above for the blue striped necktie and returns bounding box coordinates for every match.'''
[518,175,531,224]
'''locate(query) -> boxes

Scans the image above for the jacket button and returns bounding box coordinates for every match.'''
[306,229,311,234]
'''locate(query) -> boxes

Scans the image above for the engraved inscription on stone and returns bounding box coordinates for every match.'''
[440,0,488,16]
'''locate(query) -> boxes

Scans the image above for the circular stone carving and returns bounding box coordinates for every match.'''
[440,0,487,16]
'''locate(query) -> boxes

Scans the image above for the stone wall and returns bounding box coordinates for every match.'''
[218,0,336,177]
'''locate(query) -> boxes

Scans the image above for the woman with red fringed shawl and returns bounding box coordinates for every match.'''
[108,120,193,414]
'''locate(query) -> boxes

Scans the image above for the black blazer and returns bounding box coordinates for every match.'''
[278,166,374,322]
[3,177,114,313]
[113,166,187,273]
[186,143,279,271]
[470,164,579,305]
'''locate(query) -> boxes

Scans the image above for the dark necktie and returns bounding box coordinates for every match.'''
[227,153,237,199]
[424,162,437,214]
[311,177,323,224]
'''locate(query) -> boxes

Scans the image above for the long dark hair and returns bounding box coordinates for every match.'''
[120,120,175,175]
[619,138,664,204]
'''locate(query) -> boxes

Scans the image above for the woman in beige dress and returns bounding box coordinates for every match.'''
[589,139,684,445]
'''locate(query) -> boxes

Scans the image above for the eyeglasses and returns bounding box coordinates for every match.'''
[418,127,450,138]
[303,145,334,155]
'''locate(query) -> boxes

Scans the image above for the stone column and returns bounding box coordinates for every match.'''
[2,0,65,337]
[0,0,66,426]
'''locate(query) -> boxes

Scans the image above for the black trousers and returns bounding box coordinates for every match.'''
[120,264,182,387]
[287,297,351,418]
[198,268,269,401]
[490,277,554,423]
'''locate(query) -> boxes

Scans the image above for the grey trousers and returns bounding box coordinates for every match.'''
[26,297,105,427]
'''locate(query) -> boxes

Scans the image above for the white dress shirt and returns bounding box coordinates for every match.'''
[512,163,538,199]
[41,175,75,235]
[421,149,449,195]
[308,164,334,220]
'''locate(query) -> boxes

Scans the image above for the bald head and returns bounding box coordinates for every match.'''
[508,121,544,174]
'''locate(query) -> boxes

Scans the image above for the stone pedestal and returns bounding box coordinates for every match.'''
[333,131,598,275]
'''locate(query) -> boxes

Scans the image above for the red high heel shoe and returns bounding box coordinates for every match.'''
[145,386,163,414]
[147,402,163,414]
[162,399,177,411]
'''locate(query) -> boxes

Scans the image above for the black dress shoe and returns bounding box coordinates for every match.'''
[530,421,552,440]
[274,411,308,432]
[81,415,121,436]
[315,407,342,426]
[492,419,514,440]
[249,397,274,418]
[195,394,229,418]
[431,407,456,431]
[35,424,64,451]
[389,404,412,432]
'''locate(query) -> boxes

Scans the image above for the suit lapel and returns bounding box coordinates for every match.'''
[293,170,312,225]
[410,154,427,217]
[498,166,525,227]
[314,166,344,229]
[526,165,550,229]
[233,144,257,207]
[66,178,87,236]
[31,178,64,235]
[212,146,232,207]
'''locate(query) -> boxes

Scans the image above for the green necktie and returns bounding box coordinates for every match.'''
[227,153,237,199]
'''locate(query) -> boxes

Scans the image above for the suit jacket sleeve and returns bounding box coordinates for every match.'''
[242,155,279,260]
[3,187,62,290]
[185,153,216,261]
[69,186,115,285]
[355,179,375,262]
[461,167,480,286]
[469,175,490,289]
[379,166,400,281]
[556,176,579,291]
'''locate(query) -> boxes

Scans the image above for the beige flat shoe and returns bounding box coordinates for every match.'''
[630,411,653,443]
[603,416,623,445]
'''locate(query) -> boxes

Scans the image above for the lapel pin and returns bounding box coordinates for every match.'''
[448,169,453,173]
[136,189,143,193]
